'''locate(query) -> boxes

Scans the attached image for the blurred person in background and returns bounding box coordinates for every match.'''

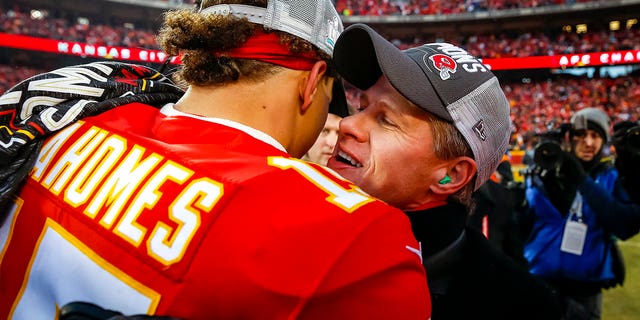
[522,107,640,320]
[0,1,431,319]
[304,80,350,166]
[303,112,342,165]
[612,119,640,205]
[328,23,563,320]
[468,157,529,268]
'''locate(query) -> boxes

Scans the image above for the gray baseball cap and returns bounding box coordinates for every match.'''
[333,23,511,190]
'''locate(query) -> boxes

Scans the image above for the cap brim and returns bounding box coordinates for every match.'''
[329,79,350,118]
[333,24,450,121]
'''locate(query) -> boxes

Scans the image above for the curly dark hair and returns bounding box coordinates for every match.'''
[157,0,334,87]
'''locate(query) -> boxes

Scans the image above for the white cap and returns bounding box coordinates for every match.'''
[201,0,343,57]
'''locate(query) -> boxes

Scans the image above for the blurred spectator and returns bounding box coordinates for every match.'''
[469,156,530,268]
[303,113,343,165]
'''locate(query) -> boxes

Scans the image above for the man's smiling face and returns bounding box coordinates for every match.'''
[327,76,448,210]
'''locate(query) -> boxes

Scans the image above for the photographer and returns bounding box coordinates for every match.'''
[522,108,640,320]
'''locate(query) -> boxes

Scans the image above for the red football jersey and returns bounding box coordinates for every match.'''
[0,103,430,319]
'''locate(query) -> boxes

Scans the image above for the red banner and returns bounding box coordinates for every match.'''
[0,33,179,64]
[482,50,640,70]
[1,33,639,70]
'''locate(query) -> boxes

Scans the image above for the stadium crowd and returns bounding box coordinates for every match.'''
[2,3,639,59]
[336,0,599,16]
[391,28,640,58]
[0,4,158,49]
[343,74,640,150]
[504,76,640,149]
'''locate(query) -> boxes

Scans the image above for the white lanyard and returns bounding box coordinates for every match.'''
[561,192,587,255]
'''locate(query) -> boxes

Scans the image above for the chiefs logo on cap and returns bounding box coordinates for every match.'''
[429,54,457,80]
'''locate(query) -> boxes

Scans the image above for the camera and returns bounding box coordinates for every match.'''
[617,125,640,156]
[533,141,564,172]
[613,122,640,178]
[529,123,572,174]
[614,123,640,204]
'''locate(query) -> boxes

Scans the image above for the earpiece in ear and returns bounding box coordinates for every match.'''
[439,175,452,185]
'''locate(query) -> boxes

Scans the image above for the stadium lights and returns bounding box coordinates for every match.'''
[29,10,45,20]
[77,17,89,26]
[610,21,620,31]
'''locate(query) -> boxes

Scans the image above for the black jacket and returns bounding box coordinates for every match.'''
[405,202,563,320]
[469,180,529,268]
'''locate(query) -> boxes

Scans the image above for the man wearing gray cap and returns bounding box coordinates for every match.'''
[523,107,640,319]
[327,23,562,319]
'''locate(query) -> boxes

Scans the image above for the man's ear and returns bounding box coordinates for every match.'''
[299,60,328,112]
[430,156,477,195]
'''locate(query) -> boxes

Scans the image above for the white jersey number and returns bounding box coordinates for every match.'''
[268,157,374,212]
[1,197,160,319]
